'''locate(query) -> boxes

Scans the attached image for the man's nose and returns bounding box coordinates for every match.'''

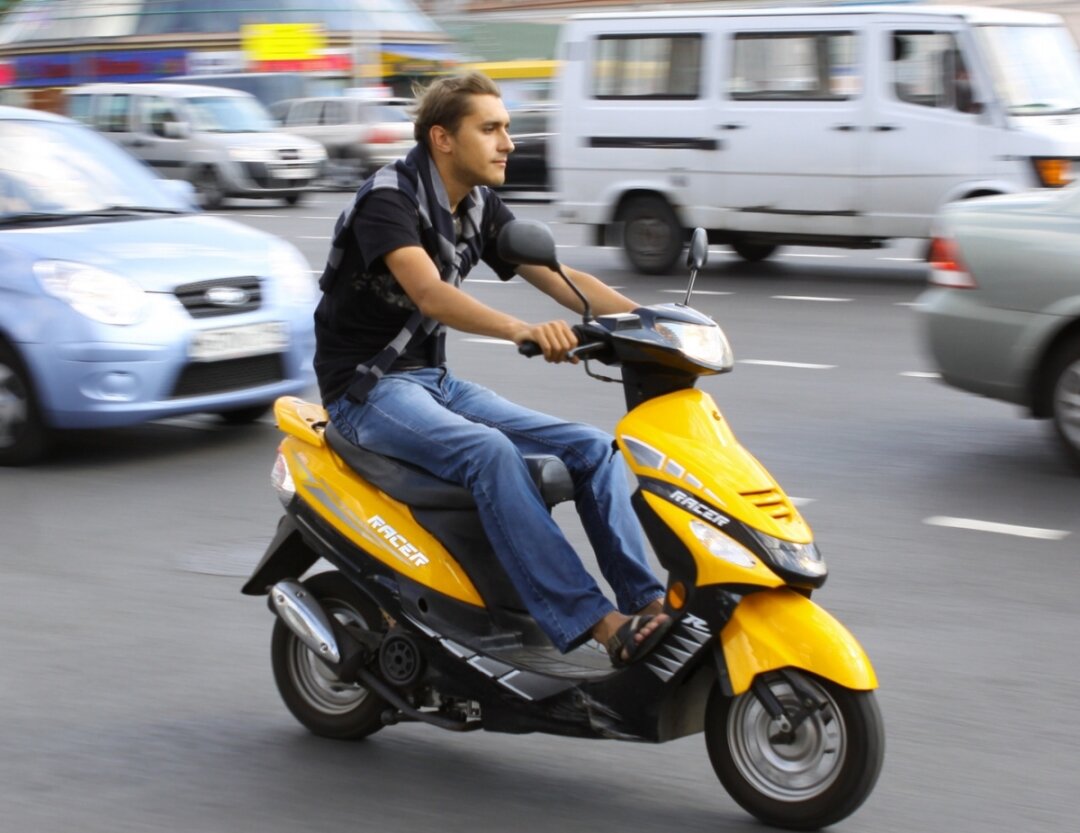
[500,129,515,152]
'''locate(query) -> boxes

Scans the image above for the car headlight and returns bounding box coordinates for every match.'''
[302,145,327,162]
[34,260,147,326]
[751,529,827,582]
[690,520,757,568]
[229,146,277,163]
[655,321,733,368]
[270,242,316,305]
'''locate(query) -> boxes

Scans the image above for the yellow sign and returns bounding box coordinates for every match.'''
[241,23,325,62]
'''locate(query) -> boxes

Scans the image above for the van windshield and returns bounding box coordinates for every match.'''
[975,25,1080,115]
[187,96,275,133]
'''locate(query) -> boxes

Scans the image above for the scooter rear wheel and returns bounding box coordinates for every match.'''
[705,670,884,830]
[271,571,388,739]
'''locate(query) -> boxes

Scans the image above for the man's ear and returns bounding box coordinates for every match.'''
[429,124,452,155]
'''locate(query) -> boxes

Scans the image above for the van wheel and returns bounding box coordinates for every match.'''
[0,341,51,466]
[621,196,683,275]
[284,193,304,207]
[195,167,225,210]
[1047,335,1080,471]
[732,241,779,263]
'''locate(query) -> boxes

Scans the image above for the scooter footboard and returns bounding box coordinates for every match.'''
[720,588,877,695]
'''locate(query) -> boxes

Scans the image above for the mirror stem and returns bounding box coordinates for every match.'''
[556,265,593,322]
[682,268,699,306]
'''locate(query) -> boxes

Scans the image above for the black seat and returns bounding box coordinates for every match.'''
[324,422,574,509]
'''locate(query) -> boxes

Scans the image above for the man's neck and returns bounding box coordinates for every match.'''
[432,156,469,213]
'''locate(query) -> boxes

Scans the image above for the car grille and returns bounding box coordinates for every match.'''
[740,488,794,522]
[174,277,262,319]
[169,354,285,399]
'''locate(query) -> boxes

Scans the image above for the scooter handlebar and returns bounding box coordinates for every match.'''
[517,341,542,357]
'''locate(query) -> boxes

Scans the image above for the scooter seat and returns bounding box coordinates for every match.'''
[324,422,575,509]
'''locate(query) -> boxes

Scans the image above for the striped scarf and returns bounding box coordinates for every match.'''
[318,144,488,403]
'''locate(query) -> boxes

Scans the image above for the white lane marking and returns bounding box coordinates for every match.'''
[464,337,515,345]
[302,216,339,221]
[301,235,331,240]
[240,214,284,218]
[879,256,922,262]
[925,516,1070,541]
[780,252,845,259]
[901,371,940,379]
[738,360,836,370]
[789,496,815,507]
[659,289,733,296]
[556,244,578,249]
[896,301,924,308]
[772,295,853,303]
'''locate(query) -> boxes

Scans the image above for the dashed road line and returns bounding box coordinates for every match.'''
[659,289,733,296]
[464,337,515,345]
[925,516,1070,540]
[738,360,836,370]
[901,371,940,378]
[300,235,331,240]
[772,295,853,303]
[780,253,845,259]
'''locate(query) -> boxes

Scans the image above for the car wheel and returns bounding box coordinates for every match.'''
[284,193,304,207]
[195,167,225,210]
[217,403,273,425]
[0,341,51,466]
[1048,335,1080,470]
[732,240,779,263]
[620,195,683,275]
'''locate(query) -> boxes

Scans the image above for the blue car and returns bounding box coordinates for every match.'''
[0,106,317,465]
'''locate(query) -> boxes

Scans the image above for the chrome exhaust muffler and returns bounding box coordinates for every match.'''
[269,580,341,664]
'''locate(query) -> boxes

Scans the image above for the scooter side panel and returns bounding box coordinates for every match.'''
[721,588,878,694]
[274,396,328,447]
[281,436,486,607]
[616,389,812,544]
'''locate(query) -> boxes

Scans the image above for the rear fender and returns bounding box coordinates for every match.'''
[721,588,877,695]
[241,514,319,595]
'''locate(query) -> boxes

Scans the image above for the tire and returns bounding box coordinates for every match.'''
[620,195,683,275]
[217,403,273,425]
[284,193,304,207]
[1047,335,1080,471]
[270,571,389,739]
[194,167,225,210]
[705,670,884,830]
[0,341,51,466]
[732,240,779,263]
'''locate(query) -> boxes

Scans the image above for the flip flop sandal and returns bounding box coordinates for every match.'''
[605,614,673,668]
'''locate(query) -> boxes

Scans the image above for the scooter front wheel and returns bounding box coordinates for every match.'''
[271,571,388,739]
[705,670,884,830]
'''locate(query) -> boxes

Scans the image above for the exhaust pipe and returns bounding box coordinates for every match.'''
[269,580,341,664]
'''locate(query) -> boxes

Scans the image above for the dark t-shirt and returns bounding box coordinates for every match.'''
[313,188,518,404]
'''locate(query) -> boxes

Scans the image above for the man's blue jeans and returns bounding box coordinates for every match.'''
[327,367,665,652]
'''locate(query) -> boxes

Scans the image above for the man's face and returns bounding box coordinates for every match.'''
[444,94,514,188]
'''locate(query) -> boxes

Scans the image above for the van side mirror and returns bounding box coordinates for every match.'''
[497,220,560,270]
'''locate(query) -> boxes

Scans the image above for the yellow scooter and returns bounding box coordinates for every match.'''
[242,223,883,830]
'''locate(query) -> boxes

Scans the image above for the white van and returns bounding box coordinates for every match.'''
[552,5,1080,272]
[66,83,327,209]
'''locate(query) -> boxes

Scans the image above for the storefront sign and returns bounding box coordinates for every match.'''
[242,23,325,62]
[12,49,187,87]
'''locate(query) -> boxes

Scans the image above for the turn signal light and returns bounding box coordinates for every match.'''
[1033,157,1074,188]
[928,236,977,289]
[666,581,687,611]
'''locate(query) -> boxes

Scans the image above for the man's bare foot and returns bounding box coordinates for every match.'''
[592,610,671,665]
[637,598,664,617]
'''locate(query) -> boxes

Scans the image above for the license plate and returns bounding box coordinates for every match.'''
[277,167,315,179]
[188,321,289,362]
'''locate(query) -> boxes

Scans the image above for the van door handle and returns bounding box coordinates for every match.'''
[873,125,900,132]
[831,124,859,132]
[717,123,744,130]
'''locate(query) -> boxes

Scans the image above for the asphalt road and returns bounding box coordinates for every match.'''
[2,192,1078,833]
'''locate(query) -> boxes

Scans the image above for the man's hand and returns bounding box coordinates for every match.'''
[513,320,579,363]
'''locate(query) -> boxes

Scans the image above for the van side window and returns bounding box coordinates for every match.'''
[322,101,345,125]
[592,34,702,99]
[94,95,132,133]
[293,100,323,126]
[67,94,91,124]
[891,31,976,113]
[140,97,181,137]
[731,32,859,100]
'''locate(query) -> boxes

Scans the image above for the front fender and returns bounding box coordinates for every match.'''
[721,588,877,695]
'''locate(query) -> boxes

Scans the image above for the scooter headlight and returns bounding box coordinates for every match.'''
[655,321,733,369]
[690,520,757,568]
[752,529,827,583]
[271,451,296,506]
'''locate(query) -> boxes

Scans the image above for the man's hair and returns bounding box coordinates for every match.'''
[411,72,502,149]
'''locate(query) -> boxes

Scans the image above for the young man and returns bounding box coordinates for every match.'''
[314,72,670,666]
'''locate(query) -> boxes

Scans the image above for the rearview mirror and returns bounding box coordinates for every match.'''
[687,227,708,271]
[497,220,559,270]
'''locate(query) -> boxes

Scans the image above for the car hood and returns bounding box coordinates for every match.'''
[0,214,291,291]
[1007,112,1080,152]
[200,130,323,153]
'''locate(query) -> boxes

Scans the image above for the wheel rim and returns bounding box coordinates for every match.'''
[286,602,373,715]
[727,675,846,802]
[197,170,223,207]
[1054,356,1080,451]
[0,362,28,449]
[626,215,673,261]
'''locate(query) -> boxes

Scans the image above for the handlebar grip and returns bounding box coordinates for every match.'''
[518,341,542,357]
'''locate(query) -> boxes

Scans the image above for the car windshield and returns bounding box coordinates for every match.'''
[374,105,411,123]
[975,25,1080,115]
[186,96,275,132]
[0,119,191,220]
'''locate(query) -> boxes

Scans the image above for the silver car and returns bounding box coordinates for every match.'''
[919,184,1080,469]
